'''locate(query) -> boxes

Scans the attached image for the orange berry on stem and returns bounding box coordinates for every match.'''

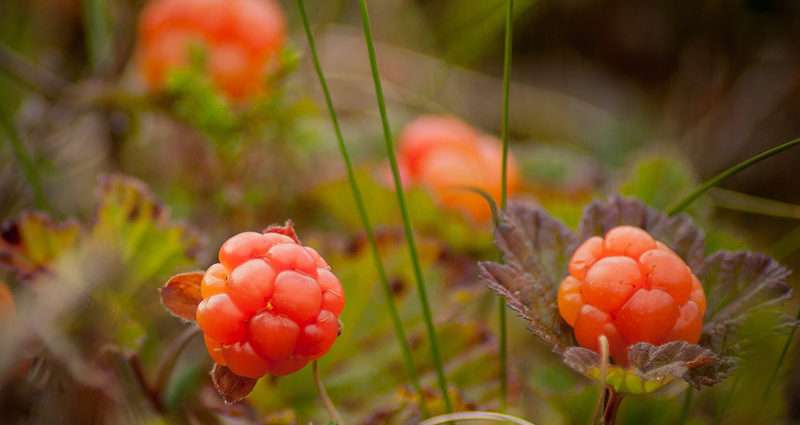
[203,334,226,365]
[201,262,228,298]
[574,305,627,363]
[557,276,583,326]
[219,231,273,269]
[604,225,656,258]
[582,256,642,312]
[222,341,271,379]
[639,249,692,304]
[196,293,247,344]
[295,310,340,359]
[249,311,299,361]
[227,258,275,314]
[615,288,679,345]
[271,270,322,325]
[317,268,345,316]
[267,243,317,276]
[569,236,604,280]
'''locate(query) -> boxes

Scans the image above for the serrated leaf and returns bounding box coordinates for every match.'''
[211,364,258,404]
[700,251,792,352]
[577,196,705,271]
[0,212,80,279]
[479,201,578,352]
[160,272,204,321]
[562,342,733,393]
[627,341,732,389]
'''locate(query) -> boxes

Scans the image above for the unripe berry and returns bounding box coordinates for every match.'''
[558,226,706,364]
[196,228,344,378]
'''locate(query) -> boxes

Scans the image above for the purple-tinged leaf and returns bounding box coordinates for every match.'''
[160,271,204,321]
[627,341,732,389]
[578,196,705,271]
[479,201,578,352]
[700,251,792,351]
[562,342,733,393]
[211,364,258,404]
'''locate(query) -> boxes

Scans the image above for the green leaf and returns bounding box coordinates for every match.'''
[479,201,578,352]
[578,196,705,271]
[0,211,80,279]
[700,251,792,352]
[563,341,733,393]
[619,155,699,212]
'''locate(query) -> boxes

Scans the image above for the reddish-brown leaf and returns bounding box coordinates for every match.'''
[211,364,258,403]
[160,271,204,321]
[263,220,300,243]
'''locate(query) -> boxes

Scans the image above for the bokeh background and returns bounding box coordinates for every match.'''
[1,0,800,424]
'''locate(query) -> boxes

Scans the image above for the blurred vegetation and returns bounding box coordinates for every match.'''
[1,0,799,424]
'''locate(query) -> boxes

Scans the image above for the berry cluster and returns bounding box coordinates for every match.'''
[396,115,520,223]
[558,226,706,364]
[137,0,286,101]
[196,230,344,378]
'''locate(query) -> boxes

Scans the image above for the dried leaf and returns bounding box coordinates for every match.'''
[577,196,705,271]
[211,364,258,404]
[0,212,80,279]
[700,251,792,351]
[263,220,300,243]
[479,201,578,352]
[160,272,204,321]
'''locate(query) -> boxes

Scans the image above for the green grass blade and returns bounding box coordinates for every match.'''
[81,0,111,72]
[498,0,514,410]
[295,0,426,412]
[668,138,800,215]
[0,109,48,210]
[355,0,452,413]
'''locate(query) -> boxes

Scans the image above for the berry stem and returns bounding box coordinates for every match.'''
[667,137,800,215]
[313,360,346,425]
[294,0,426,414]
[0,108,49,211]
[355,0,453,413]
[589,336,609,425]
[418,411,538,425]
[498,0,514,411]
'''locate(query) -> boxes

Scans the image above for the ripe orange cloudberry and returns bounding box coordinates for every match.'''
[137,0,286,101]
[558,226,706,364]
[195,229,344,379]
[396,115,520,223]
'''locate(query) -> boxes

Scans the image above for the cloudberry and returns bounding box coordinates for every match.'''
[396,115,520,223]
[137,0,286,101]
[558,225,706,364]
[196,228,344,379]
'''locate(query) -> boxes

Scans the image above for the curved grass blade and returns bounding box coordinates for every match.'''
[0,109,48,210]
[355,0,452,412]
[498,0,514,410]
[295,0,425,412]
[668,137,800,215]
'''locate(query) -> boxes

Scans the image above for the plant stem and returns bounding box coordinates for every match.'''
[709,188,800,220]
[81,0,111,72]
[419,411,538,425]
[313,361,345,425]
[295,0,426,414]
[589,336,609,425]
[498,0,514,411]
[601,388,624,425]
[762,306,800,401]
[355,0,452,413]
[676,389,692,425]
[0,110,49,210]
[667,138,800,215]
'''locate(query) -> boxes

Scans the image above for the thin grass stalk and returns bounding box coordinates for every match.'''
[81,0,111,72]
[667,138,800,215]
[498,0,514,411]
[0,111,48,210]
[355,0,452,412]
[295,0,426,413]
